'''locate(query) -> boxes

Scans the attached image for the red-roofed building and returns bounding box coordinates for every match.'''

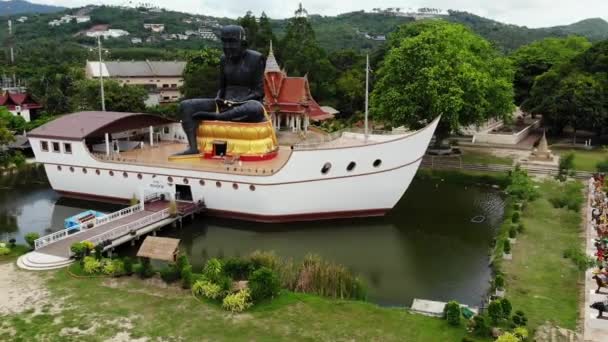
[0,91,42,122]
[264,43,336,133]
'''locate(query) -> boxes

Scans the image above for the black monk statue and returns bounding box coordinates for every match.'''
[175,25,266,156]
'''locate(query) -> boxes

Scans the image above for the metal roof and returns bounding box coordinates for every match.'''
[87,60,186,78]
[28,111,175,141]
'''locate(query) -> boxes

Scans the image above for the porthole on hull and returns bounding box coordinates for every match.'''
[321,162,332,174]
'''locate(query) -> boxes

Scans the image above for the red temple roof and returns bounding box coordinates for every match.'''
[263,47,335,121]
[0,91,42,110]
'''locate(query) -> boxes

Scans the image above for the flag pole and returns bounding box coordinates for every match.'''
[98,35,106,112]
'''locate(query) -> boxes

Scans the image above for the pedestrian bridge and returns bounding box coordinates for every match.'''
[17,195,201,270]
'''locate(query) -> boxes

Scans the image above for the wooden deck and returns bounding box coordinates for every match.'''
[92,143,292,176]
[36,201,175,258]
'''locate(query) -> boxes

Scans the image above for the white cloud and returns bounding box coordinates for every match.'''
[30,0,608,28]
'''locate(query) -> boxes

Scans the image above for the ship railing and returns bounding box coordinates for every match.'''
[292,127,408,150]
[85,208,172,248]
[34,202,144,250]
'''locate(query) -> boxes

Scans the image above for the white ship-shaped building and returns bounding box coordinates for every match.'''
[28,111,439,223]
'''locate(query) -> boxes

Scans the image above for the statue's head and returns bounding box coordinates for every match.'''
[221,25,247,61]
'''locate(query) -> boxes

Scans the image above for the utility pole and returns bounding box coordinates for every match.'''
[97,35,106,111]
[364,54,369,139]
[8,20,16,86]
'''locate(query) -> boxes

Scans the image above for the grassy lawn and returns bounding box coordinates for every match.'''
[0,266,473,341]
[0,245,29,262]
[458,150,514,166]
[502,180,582,331]
[553,147,608,172]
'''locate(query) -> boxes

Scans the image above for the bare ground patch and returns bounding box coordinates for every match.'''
[0,263,51,315]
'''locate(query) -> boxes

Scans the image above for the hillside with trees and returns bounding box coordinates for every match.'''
[0,0,65,16]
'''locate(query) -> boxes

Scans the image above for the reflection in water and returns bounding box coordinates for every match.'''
[3,171,503,307]
[154,180,504,307]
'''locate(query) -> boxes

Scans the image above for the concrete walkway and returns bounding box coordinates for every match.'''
[584,179,608,341]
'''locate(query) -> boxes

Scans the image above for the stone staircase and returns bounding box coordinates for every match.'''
[17,251,73,271]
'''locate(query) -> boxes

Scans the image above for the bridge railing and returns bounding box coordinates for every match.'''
[86,208,172,248]
[34,202,145,250]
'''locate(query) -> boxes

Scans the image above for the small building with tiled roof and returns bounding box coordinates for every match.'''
[263,42,336,133]
[0,91,42,122]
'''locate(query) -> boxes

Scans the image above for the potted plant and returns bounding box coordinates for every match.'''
[494,274,506,297]
[503,240,512,260]
[508,227,517,244]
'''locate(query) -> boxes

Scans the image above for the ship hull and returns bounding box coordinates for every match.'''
[32,117,438,223]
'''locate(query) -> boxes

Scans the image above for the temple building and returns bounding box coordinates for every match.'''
[0,91,42,122]
[263,43,335,133]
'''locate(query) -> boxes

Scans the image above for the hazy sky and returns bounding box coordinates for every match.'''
[26,0,608,28]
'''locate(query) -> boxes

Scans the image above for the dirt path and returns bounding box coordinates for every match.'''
[0,262,50,315]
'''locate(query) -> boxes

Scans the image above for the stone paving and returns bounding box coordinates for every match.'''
[584,178,608,342]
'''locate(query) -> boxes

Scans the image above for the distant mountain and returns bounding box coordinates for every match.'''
[0,0,66,16]
[551,18,608,41]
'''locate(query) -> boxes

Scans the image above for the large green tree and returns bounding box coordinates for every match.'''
[524,40,607,138]
[238,11,259,50]
[371,21,515,146]
[278,6,337,102]
[70,79,148,113]
[256,12,277,55]
[329,50,366,116]
[511,36,591,105]
[181,48,222,99]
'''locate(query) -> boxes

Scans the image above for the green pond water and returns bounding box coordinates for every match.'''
[1,169,504,307]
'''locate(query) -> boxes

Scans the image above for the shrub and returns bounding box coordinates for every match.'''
[511,211,520,223]
[444,300,461,326]
[82,241,95,251]
[517,223,525,233]
[509,227,517,239]
[488,300,503,324]
[94,244,104,260]
[461,338,474,342]
[504,240,511,254]
[224,258,253,280]
[134,258,154,278]
[549,181,584,212]
[160,264,181,283]
[506,167,539,201]
[472,315,489,337]
[556,153,575,182]
[596,158,608,173]
[249,266,280,301]
[8,238,16,248]
[494,274,505,290]
[83,256,102,274]
[192,280,224,300]
[250,250,281,271]
[563,246,595,271]
[70,242,88,260]
[103,259,125,276]
[222,288,252,313]
[496,332,519,342]
[514,327,529,340]
[500,298,512,318]
[176,254,190,274]
[512,310,528,326]
[24,232,40,249]
[0,246,10,255]
[203,258,223,283]
[123,257,133,275]
[181,264,194,289]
